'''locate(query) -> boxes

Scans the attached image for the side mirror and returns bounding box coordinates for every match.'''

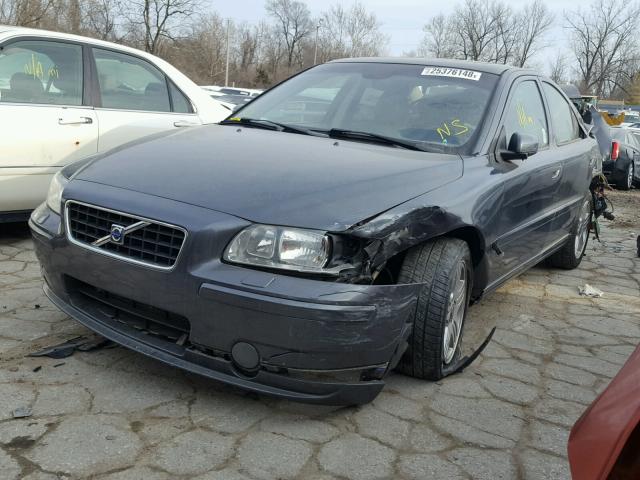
[503,132,539,160]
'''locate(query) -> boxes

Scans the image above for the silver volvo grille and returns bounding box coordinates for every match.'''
[65,201,187,270]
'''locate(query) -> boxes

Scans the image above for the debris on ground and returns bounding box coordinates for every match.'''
[12,407,32,419]
[579,284,604,298]
[32,366,41,372]
[451,327,496,375]
[28,335,114,359]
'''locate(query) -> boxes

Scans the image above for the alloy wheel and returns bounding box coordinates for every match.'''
[443,260,467,364]
[574,199,591,258]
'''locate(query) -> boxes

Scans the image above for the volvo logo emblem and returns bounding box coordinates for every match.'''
[92,220,151,248]
[110,224,125,245]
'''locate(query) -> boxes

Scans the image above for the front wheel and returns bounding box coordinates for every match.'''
[548,194,591,269]
[396,238,472,380]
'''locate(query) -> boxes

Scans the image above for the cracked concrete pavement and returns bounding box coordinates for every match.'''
[1,190,639,480]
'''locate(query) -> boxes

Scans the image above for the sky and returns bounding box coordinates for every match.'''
[209,0,580,72]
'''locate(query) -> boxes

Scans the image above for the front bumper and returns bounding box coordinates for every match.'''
[29,187,419,405]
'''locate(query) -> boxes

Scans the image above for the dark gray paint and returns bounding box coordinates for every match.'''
[75,126,463,231]
[31,60,600,404]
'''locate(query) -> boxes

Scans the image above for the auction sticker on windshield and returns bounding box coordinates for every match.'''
[421,67,482,81]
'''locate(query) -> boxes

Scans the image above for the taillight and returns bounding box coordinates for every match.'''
[611,141,620,161]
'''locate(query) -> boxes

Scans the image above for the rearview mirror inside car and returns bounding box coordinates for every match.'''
[503,132,539,160]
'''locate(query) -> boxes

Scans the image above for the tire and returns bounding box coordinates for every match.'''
[396,238,472,380]
[548,194,591,269]
[617,162,634,190]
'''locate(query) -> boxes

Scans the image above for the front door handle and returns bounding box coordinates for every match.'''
[59,117,93,125]
[174,121,200,128]
[551,168,562,179]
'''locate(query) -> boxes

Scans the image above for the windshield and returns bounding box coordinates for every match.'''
[232,62,498,151]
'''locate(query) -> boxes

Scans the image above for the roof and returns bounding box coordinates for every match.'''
[329,57,520,75]
[0,25,156,62]
[0,24,21,33]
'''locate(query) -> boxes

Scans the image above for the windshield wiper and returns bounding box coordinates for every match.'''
[219,118,323,136]
[326,129,427,151]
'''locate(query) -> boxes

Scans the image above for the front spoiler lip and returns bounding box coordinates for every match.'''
[42,282,385,406]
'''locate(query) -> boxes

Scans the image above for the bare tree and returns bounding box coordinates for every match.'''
[318,2,387,61]
[453,0,503,61]
[513,0,553,67]
[266,0,311,68]
[1,0,55,26]
[565,0,640,96]
[419,13,455,58]
[419,0,552,66]
[124,0,200,54]
[548,52,568,84]
[83,0,123,40]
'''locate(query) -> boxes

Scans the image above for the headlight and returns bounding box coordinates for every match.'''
[224,225,331,273]
[46,172,68,215]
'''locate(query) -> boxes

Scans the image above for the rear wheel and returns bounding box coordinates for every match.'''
[617,162,634,190]
[397,238,472,380]
[548,194,591,269]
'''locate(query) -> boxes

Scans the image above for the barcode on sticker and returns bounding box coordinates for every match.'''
[421,67,482,81]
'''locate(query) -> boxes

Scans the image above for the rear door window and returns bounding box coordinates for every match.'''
[542,83,581,144]
[93,48,170,112]
[168,82,193,114]
[0,40,83,106]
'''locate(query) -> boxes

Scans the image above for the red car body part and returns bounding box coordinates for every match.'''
[568,345,640,480]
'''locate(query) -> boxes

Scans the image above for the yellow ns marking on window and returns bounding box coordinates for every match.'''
[437,119,468,141]
[437,122,451,140]
[451,119,469,135]
[24,53,44,80]
[23,54,58,81]
[517,103,534,128]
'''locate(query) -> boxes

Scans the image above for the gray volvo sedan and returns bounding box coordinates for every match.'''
[30,59,599,405]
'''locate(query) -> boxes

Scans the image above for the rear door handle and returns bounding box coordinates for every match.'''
[174,121,200,127]
[59,117,93,125]
[551,168,562,179]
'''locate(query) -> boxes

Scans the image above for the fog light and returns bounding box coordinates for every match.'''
[231,342,260,371]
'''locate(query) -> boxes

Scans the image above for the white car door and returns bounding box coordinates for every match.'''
[90,47,202,153]
[0,39,98,213]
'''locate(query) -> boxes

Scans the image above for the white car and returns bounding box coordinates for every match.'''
[0,25,230,221]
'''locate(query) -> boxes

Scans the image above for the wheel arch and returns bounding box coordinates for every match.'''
[445,226,489,296]
[365,223,489,297]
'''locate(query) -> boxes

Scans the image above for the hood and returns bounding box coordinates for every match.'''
[75,125,462,231]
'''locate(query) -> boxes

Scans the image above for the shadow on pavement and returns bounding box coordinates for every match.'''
[0,221,30,240]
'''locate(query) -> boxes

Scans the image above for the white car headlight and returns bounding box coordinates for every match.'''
[224,225,331,272]
[46,172,68,215]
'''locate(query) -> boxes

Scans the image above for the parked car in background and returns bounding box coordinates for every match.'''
[603,127,640,190]
[0,25,229,222]
[31,58,599,405]
[215,93,253,107]
[201,85,263,97]
[621,109,640,127]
